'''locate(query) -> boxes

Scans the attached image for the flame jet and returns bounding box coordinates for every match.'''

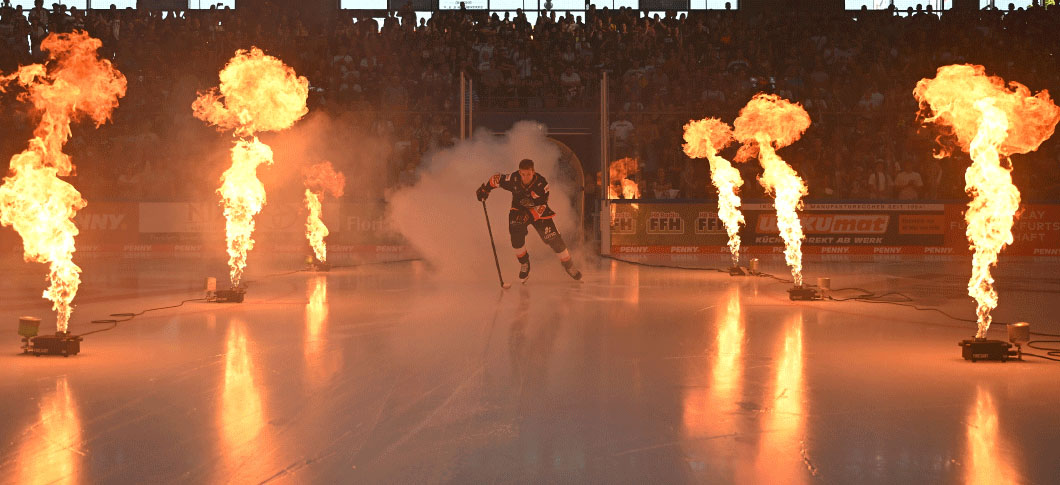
[607,157,641,223]
[0,32,126,333]
[734,94,812,286]
[608,157,641,201]
[303,161,345,263]
[915,64,1060,338]
[193,48,309,286]
[683,118,745,266]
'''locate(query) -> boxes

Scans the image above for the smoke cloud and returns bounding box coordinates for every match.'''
[387,121,577,281]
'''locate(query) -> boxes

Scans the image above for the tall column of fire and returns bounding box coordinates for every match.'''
[914,64,1060,338]
[607,157,641,223]
[734,94,812,286]
[303,161,345,263]
[683,118,745,266]
[0,32,126,333]
[608,157,641,201]
[193,48,309,286]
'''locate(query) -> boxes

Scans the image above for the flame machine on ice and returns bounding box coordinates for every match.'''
[683,118,745,269]
[0,32,125,355]
[303,161,345,270]
[734,94,813,296]
[915,64,1060,359]
[193,48,309,294]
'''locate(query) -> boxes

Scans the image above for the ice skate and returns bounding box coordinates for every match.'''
[562,258,582,281]
[518,253,531,283]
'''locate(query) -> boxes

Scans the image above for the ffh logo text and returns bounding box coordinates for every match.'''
[695,212,725,234]
[612,213,636,234]
[647,212,684,234]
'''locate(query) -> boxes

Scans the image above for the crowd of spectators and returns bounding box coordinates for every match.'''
[598,3,1060,202]
[1,1,1058,203]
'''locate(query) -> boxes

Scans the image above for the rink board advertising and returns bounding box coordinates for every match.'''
[0,201,410,256]
[1,201,1057,257]
[608,202,1060,256]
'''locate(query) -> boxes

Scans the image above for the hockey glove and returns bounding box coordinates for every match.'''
[476,184,491,201]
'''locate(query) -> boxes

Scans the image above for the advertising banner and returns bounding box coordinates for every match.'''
[3,200,1055,257]
[609,201,1060,256]
[1,200,410,256]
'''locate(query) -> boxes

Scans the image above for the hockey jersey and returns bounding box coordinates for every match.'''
[486,171,556,220]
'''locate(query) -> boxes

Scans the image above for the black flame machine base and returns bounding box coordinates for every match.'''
[21,332,82,357]
[308,261,331,272]
[209,287,246,303]
[788,286,822,301]
[959,338,1021,362]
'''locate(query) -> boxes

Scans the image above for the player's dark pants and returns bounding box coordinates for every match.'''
[509,210,567,253]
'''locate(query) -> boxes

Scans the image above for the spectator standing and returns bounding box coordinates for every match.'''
[921,157,943,199]
[651,167,675,199]
[27,0,47,56]
[894,162,924,200]
[609,110,634,158]
[867,160,893,199]
[559,65,582,104]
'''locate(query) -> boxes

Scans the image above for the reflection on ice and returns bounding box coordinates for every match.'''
[683,286,744,438]
[305,276,328,373]
[219,320,268,480]
[966,386,1019,485]
[680,286,746,481]
[2,257,1059,482]
[710,286,744,411]
[753,312,809,483]
[609,260,639,305]
[304,275,341,387]
[17,377,81,485]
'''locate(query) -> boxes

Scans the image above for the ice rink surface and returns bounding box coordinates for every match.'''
[2,254,1059,484]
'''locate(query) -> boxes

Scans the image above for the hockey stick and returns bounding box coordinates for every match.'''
[481,200,512,289]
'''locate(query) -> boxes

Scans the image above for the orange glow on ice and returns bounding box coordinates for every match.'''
[965,386,1019,485]
[915,64,1060,337]
[304,276,341,387]
[752,313,811,484]
[683,286,744,443]
[17,378,82,485]
[219,321,270,481]
[709,286,744,408]
[0,32,125,332]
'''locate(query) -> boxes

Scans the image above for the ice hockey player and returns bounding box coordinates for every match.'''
[476,158,582,282]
